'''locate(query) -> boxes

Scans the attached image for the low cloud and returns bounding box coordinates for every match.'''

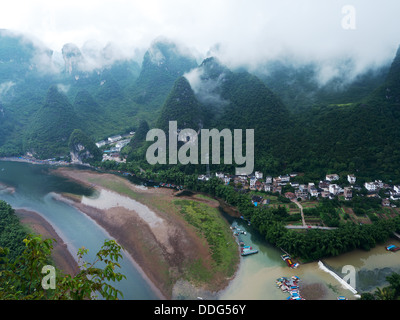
[1,1,400,85]
[184,67,229,107]
[56,83,70,94]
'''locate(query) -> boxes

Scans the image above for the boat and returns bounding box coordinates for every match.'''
[386,244,400,252]
[281,254,299,268]
[337,296,347,300]
[241,249,258,256]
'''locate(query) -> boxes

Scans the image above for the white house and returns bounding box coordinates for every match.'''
[255,171,263,180]
[391,194,400,201]
[364,182,377,191]
[394,185,400,193]
[309,187,318,197]
[329,184,340,195]
[265,176,273,184]
[290,182,299,188]
[115,139,130,151]
[326,174,339,182]
[279,175,290,182]
[347,174,356,184]
[264,184,272,192]
[95,140,107,148]
[108,135,122,143]
[299,184,308,192]
[375,180,383,189]
[216,172,225,179]
[250,177,257,188]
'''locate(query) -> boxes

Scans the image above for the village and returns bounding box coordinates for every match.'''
[199,171,400,210]
[95,132,134,163]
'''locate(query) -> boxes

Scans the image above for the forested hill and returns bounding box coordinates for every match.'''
[279,46,400,183]
[23,86,80,159]
[156,76,204,133]
[0,29,400,181]
[257,58,391,112]
[180,57,290,172]
[131,40,198,108]
[368,45,400,105]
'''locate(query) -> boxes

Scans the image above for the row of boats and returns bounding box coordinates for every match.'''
[231,225,259,256]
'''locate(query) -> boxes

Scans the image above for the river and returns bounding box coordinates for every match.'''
[0,160,158,300]
[1,160,400,300]
[218,210,400,300]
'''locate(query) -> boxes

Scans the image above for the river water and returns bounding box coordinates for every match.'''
[218,206,400,300]
[0,160,158,300]
[1,160,399,300]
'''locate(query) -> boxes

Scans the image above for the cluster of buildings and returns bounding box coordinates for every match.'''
[209,171,355,201]
[363,180,400,206]
[208,170,400,207]
[95,132,135,163]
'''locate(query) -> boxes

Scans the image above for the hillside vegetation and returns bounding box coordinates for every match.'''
[0,30,399,182]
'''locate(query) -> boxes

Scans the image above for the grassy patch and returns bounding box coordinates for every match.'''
[173,199,238,282]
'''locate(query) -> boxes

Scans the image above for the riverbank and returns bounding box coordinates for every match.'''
[53,167,240,299]
[15,209,80,276]
[0,156,72,166]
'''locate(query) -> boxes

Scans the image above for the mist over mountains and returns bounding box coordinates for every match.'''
[0,28,399,181]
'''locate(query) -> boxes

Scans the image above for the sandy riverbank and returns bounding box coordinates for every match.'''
[15,209,80,276]
[53,167,239,299]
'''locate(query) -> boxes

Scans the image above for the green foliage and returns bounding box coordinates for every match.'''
[257,59,390,112]
[361,272,400,300]
[128,119,150,150]
[131,40,197,108]
[0,235,126,300]
[0,201,28,262]
[24,86,80,159]
[68,129,102,163]
[174,199,238,276]
[157,77,203,132]
[1,31,400,184]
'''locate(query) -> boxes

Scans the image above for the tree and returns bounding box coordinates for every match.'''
[374,287,396,300]
[0,235,126,300]
[386,272,400,297]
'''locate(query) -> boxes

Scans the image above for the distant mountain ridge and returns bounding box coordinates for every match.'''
[132,40,198,107]
[0,29,400,181]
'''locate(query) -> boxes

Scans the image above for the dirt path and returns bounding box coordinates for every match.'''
[292,200,306,227]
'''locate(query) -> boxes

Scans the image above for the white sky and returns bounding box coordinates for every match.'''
[1,0,400,71]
